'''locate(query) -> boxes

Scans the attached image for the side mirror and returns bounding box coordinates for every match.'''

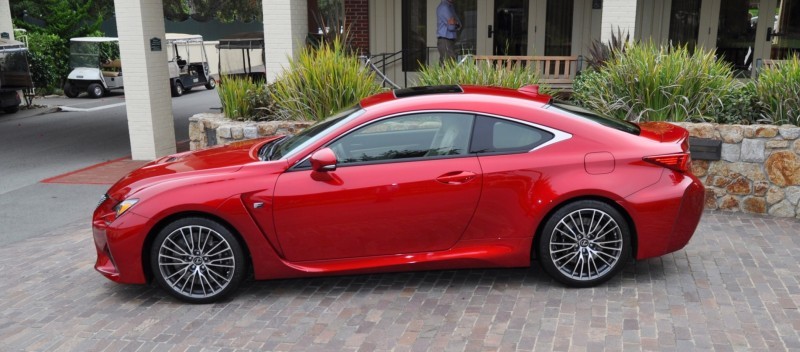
[310,148,337,172]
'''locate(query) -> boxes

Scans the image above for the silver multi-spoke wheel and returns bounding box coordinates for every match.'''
[152,218,245,303]
[538,201,630,287]
[549,209,623,281]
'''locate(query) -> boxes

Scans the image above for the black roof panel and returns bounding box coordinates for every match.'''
[393,85,463,98]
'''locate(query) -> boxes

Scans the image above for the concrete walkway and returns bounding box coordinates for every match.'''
[1,211,799,351]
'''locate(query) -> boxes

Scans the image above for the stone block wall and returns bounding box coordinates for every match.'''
[188,113,312,150]
[673,123,800,218]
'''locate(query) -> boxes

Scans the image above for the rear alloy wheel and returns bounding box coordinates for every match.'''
[537,200,630,287]
[63,82,79,98]
[171,81,184,97]
[205,78,216,90]
[150,217,245,303]
[87,83,105,99]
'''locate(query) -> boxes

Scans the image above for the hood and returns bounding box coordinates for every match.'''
[106,137,279,201]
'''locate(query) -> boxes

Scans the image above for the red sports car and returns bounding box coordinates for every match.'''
[92,85,704,303]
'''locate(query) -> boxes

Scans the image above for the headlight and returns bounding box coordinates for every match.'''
[113,199,139,218]
[96,194,109,208]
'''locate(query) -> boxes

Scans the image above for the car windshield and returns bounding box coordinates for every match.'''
[269,106,365,160]
[546,100,641,135]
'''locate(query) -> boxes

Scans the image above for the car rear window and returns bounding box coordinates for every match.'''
[546,101,641,135]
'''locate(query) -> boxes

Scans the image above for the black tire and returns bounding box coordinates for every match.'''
[87,83,105,99]
[63,82,79,98]
[171,81,184,97]
[150,217,246,304]
[4,105,20,114]
[205,78,216,90]
[537,200,631,287]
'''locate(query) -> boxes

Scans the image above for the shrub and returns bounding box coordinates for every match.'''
[573,42,735,122]
[416,58,547,90]
[25,32,65,93]
[217,76,277,121]
[709,81,760,124]
[271,38,382,121]
[754,55,800,125]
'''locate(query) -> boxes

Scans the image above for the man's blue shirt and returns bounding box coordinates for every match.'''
[437,0,460,39]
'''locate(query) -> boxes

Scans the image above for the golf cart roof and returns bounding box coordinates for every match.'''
[165,33,204,43]
[218,32,264,50]
[70,37,119,43]
[0,38,27,50]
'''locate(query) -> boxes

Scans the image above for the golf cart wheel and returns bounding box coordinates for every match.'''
[205,78,216,90]
[87,83,105,99]
[64,82,79,98]
[171,81,184,97]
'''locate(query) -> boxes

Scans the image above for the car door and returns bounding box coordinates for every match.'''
[272,112,482,262]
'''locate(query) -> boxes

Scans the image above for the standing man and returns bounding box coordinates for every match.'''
[437,0,461,65]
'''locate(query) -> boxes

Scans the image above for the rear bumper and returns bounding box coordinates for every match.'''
[624,169,705,260]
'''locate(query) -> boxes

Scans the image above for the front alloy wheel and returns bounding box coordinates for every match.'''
[538,201,630,287]
[151,217,245,303]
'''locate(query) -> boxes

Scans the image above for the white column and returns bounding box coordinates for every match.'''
[263,0,308,83]
[0,0,14,40]
[600,0,637,43]
[113,0,176,160]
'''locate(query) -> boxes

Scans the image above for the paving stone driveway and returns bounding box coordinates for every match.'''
[1,211,799,351]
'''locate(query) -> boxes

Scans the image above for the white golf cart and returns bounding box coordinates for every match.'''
[166,33,216,97]
[64,37,122,99]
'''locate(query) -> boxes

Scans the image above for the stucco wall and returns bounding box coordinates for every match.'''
[673,123,800,218]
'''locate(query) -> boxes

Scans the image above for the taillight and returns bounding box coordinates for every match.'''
[643,153,691,173]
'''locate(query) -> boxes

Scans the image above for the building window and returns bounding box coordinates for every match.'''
[402,0,427,72]
[668,0,702,52]
[545,0,574,56]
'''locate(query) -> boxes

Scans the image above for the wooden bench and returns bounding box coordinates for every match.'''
[473,55,581,90]
[760,59,788,71]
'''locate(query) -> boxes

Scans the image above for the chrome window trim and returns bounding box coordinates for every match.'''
[290,109,573,170]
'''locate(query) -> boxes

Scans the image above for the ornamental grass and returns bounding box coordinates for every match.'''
[573,42,735,122]
[417,58,548,90]
[755,55,800,125]
[271,38,383,121]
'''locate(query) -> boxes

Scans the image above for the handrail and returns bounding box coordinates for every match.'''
[360,54,401,89]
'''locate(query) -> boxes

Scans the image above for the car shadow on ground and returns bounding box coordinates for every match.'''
[101,257,673,305]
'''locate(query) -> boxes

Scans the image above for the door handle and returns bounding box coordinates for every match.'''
[436,171,477,184]
[488,25,494,38]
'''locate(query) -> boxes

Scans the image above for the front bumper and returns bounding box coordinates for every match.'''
[92,212,151,284]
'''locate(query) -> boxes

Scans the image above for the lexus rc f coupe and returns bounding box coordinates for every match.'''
[93,85,704,303]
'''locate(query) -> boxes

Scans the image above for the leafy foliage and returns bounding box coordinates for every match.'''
[572,42,735,122]
[24,32,63,94]
[708,81,761,124]
[217,76,279,121]
[271,39,383,121]
[162,0,263,23]
[416,58,548,91]
[754,55,800,125]
[586,27,629,71]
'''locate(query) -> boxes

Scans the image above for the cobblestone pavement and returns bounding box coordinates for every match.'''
[1,211,799,352]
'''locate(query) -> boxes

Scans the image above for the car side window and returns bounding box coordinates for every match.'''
[470,116,554,154]
[328,113,474,165]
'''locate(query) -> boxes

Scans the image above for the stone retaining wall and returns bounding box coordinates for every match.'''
[189,113,800,218]
[673,123,800,218]
[188,113,312,151]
